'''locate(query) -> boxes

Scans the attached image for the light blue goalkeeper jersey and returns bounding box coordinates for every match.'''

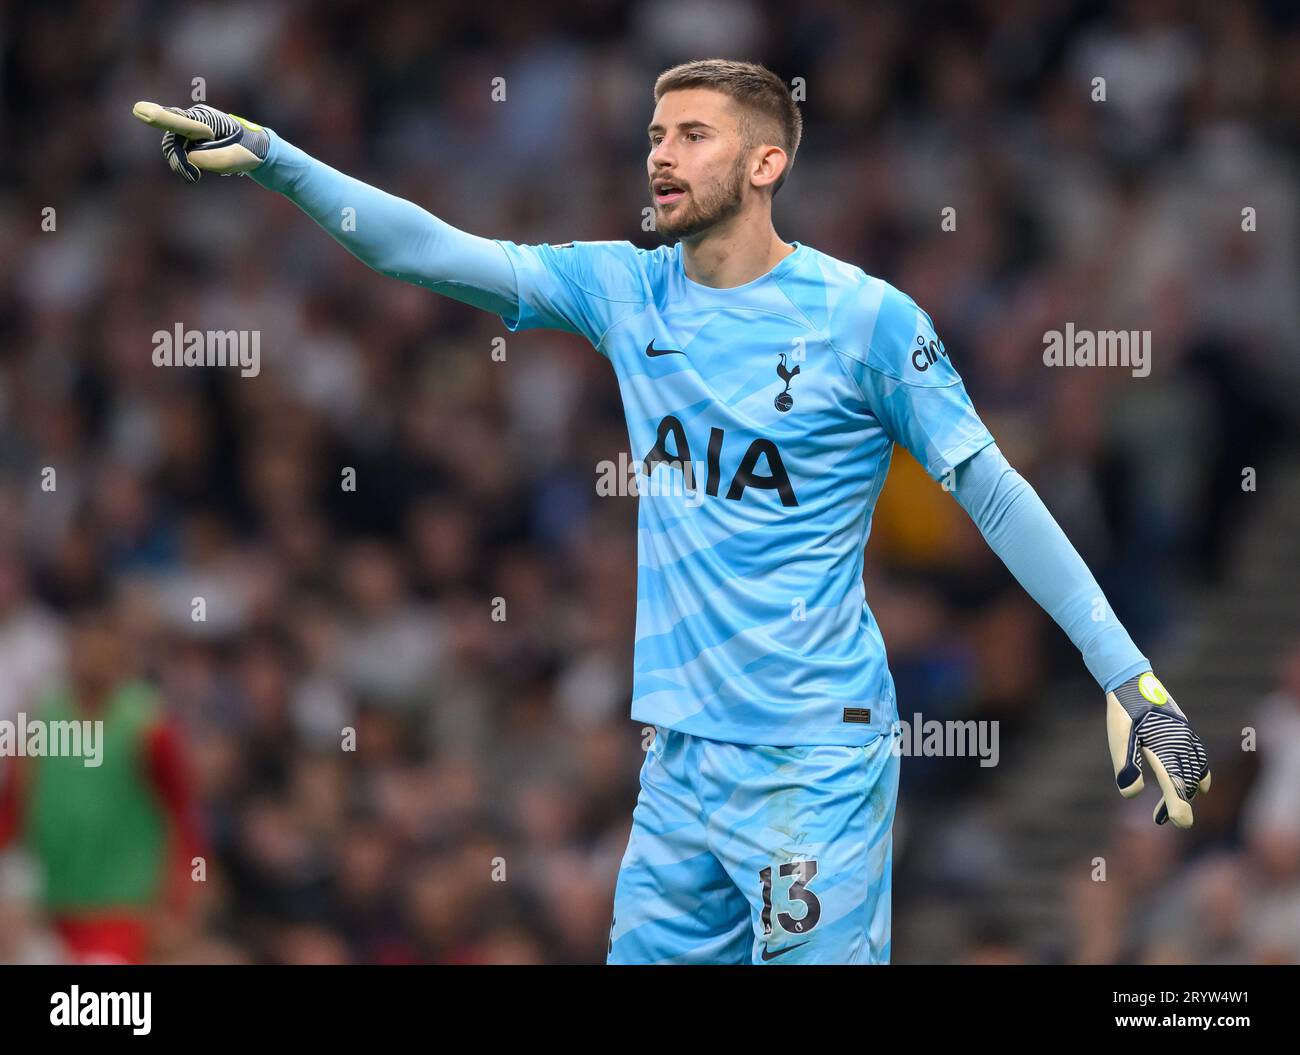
[494,239,993,746]
[250,130,1149,750]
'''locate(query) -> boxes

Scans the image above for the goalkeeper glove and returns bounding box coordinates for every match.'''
[1107,671,1211,829]
[132,101,269,183]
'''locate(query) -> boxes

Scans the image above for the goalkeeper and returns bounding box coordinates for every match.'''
[133,85,1210,965]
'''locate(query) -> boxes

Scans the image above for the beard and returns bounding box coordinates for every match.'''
[653,154,748,239]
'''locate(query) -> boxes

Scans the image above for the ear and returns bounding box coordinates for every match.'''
[750,144,789,193]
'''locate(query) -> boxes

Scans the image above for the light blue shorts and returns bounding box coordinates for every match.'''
[608,725,900,964]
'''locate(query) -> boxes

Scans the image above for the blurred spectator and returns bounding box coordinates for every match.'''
[0,607,206,963]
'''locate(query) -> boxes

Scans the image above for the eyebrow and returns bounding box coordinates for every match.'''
[647,120,718,137]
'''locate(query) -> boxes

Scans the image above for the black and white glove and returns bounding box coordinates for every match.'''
[132,101,270,183]
[1107,672,1211,828]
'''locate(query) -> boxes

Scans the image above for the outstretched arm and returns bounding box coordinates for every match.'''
[951,443,1211,827]
[838,278,1211,828]
[248,131,519,315]
[950,443,1147,692]
[133,102,519,316]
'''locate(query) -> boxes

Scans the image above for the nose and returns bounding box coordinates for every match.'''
[649,138,674,170]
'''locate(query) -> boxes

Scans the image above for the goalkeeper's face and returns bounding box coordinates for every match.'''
[647,89,758,240]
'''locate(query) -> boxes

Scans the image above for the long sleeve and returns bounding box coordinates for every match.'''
[0,758,23,849]
[951,443,1150,692]
[249,129,521,317]
[144,720,206,911]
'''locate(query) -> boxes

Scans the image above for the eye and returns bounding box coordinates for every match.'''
[686,132,704,142]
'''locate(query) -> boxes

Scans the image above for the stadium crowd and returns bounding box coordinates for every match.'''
[0,0,1296,963]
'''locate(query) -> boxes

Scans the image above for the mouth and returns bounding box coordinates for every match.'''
[653,179,686,205]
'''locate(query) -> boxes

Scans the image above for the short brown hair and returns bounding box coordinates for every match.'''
[653,59,802,195]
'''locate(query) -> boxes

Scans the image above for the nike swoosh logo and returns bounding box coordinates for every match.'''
[645,340,686,358]
[760,941,809,962]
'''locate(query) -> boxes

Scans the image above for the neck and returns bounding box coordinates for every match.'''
[679,209,796,288]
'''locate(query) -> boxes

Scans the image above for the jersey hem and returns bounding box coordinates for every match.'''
[631,707,895,748]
